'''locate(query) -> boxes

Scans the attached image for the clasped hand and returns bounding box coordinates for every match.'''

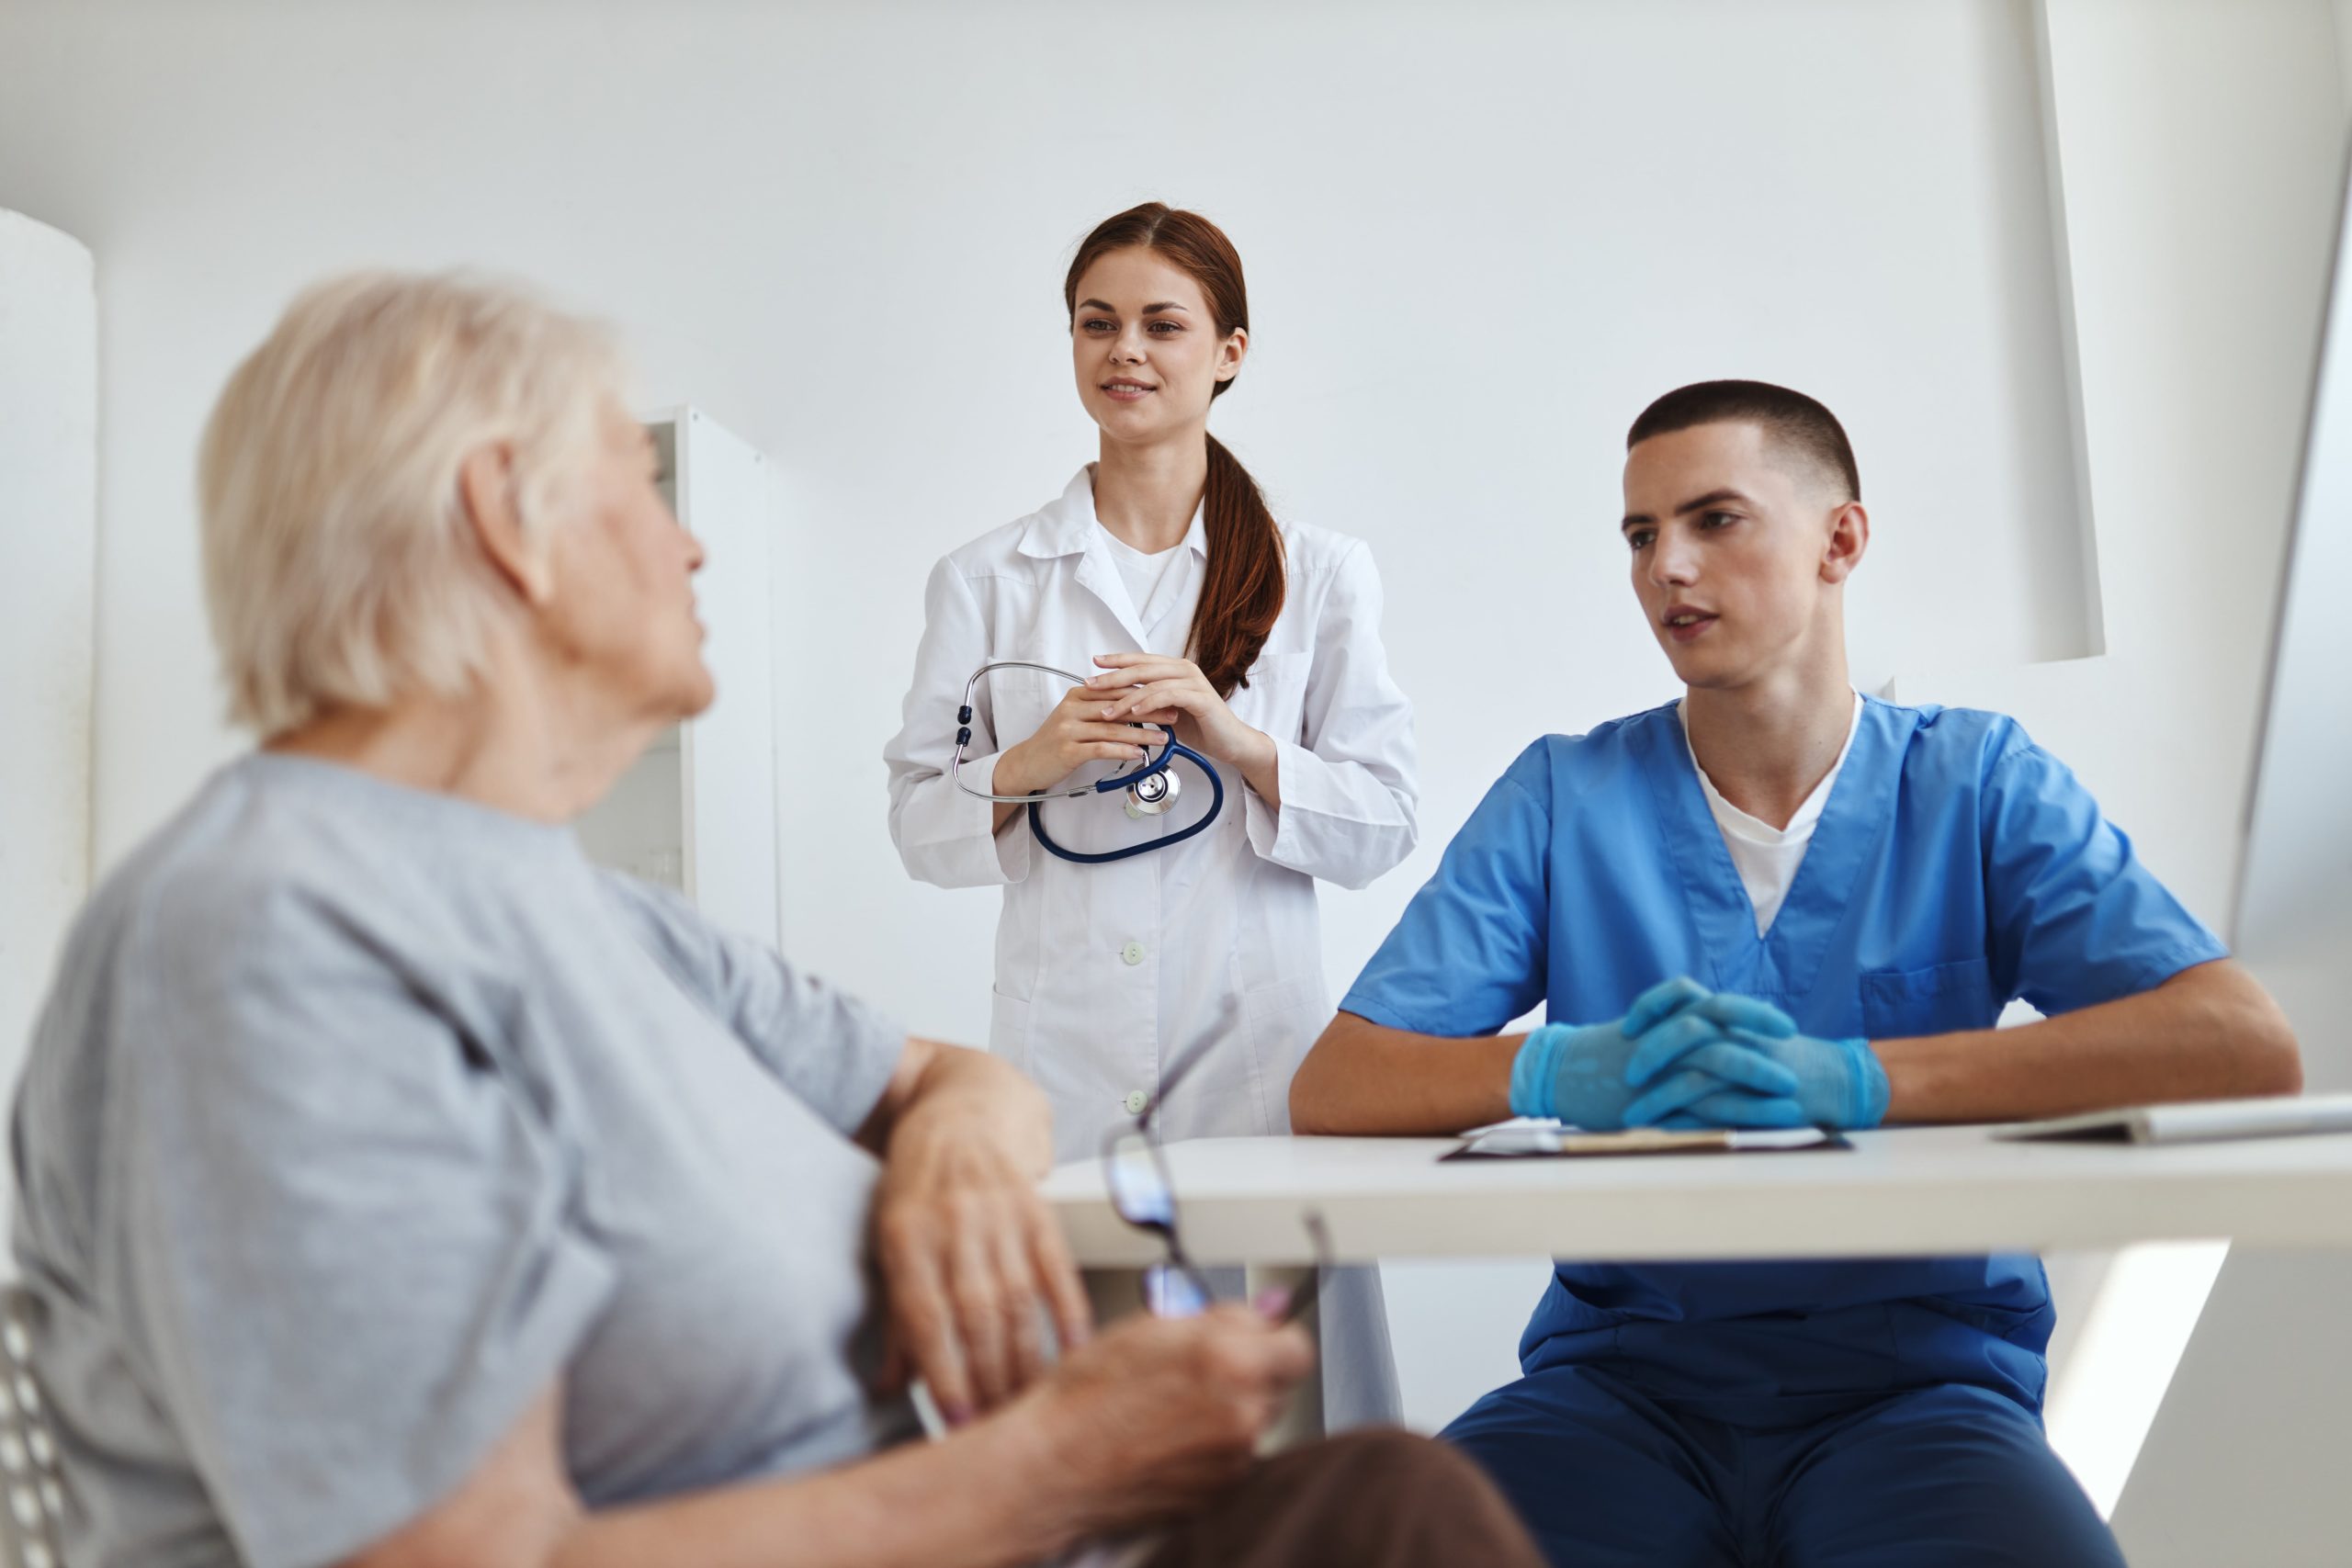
[1086,653,1272,772]
[1510,976,1888,1131]
[991,653,1271,799]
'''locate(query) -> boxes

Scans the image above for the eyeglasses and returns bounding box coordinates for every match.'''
[1099,1034,1332,1320]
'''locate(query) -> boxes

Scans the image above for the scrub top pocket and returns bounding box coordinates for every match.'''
[1859,956,1999,1040]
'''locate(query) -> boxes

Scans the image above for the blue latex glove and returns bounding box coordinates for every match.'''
[1510,977,1801,1131]
[1622,1000,1889,1130]
[1733,1025,1887,1129]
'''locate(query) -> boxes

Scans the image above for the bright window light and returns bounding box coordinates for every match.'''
[2042,1239,2231,1518]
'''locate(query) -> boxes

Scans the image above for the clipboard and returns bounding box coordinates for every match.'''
[1990,1093,2352,1145]
[1441,1123,1852,1161]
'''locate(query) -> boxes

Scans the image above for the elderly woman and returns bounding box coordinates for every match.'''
[9,274,1541,1568]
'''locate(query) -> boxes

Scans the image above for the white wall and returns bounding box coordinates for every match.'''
[0,0,2333,1481]
[2339,0,2352,102]
[0,211,96,1211]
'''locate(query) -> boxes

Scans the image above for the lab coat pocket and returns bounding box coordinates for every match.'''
[1859,957,1998,1040]
[1239,976,1325,1134]
[984,663,1057,755]
[989,987,1034,1080]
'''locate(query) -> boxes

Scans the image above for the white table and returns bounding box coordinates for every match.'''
[1043,1125,2352,1264]
[1042,1126,2352,1442]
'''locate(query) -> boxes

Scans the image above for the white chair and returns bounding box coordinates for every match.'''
[0,1288,65,1568]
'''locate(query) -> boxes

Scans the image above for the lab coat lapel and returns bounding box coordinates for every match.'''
[1074,538,1154,652]
[1759,698,1915,1003]
[1046,469,1154,651]
[1636,707,1760,991]
[1136,511,1209,639]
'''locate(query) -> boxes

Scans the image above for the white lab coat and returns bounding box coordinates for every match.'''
[886,467,1419,1157]
[885,467,1419,1428]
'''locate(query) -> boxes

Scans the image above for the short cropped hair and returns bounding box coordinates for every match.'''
[198,271,626,736]
[1626,379,1860,503]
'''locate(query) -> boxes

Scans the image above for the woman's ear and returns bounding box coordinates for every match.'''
[1821,500,1870,585]
[458,444,554,604]
[1215,324,1249,384]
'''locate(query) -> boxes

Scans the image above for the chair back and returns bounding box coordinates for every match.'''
[0,1286,65,1568]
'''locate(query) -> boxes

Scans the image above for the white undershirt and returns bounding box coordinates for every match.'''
[1097,525,1187,635]
[1684,693,1865,937]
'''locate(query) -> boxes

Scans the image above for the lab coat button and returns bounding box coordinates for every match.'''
[1121,941,1146,965]
[1124,1090,1148,1115]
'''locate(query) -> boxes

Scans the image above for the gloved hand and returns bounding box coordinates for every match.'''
[1620,998,1889,1131]
[1510,976,1802,1131]
[1730,1026,1887,1129]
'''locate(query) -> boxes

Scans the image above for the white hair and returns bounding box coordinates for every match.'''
[198,270,626,736]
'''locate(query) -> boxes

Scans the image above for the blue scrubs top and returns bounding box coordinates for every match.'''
[1341,698,2226,1416]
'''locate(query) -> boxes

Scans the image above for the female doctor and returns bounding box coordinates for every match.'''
[884,202,1419,1424]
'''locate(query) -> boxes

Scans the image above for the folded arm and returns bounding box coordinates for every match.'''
[350,1384,1070,1568]
[1878,956,2298,1122]
[856,1036,1092,1421]
[1292,957,2301,1138]
[347,1303,1317,1568]
[1289,1011,1525,1136]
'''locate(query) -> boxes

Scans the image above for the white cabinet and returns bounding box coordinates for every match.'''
[574,406,781,951]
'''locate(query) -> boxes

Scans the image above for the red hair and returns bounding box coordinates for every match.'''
[1065,203,1285,698]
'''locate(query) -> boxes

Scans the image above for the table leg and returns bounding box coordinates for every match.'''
[1082,1266,1147,1327]
[1245,1263,1324,1451]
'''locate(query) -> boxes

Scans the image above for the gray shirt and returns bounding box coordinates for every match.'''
[11,754,918,1568]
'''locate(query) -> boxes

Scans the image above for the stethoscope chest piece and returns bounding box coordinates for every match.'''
[1124,765,1182,818]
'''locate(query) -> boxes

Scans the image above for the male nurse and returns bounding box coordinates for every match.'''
[1288,380,2301,1567]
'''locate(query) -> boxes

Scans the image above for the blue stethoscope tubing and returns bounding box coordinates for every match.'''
[949,660,1226,864]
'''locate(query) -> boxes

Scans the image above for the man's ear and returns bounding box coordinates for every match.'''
[458,444,554,604]
[1821,501,1870,585]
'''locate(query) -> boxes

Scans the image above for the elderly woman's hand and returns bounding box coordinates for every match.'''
[1013,1303,1317,1541]
[866,1043,1091,1423]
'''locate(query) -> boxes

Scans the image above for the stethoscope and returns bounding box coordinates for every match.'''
[950,661,1225,863]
